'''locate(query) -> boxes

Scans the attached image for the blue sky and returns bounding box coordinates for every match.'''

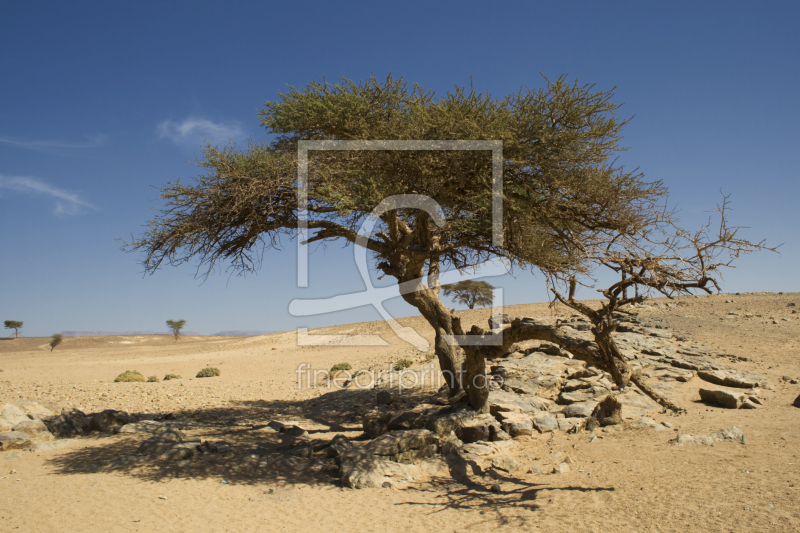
[1,1,797,337]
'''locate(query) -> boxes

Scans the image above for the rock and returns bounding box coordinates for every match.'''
[497,412,533,437]
[557,418,583,432]
[363,409,394,439]
[503,379,539,395]
[159,443,197,461]
[561,379,593,392]
[118,420,166,433]
[12,419,53,442]
[591,395,623,427]
[699,388,747,409]
[670,427,746,446]
[16,401,56,420]
[89,410,130,433]
[285,426,309,438]
[266,420,285,432]
[454,414,500,443]
[1,404,30,426]
[531,412,558,433]
[491,455,521,473]
[387,406,433,431]
[553,462,570,474]
[0,431,31,451]
[376,390,393,405]
[698,369,773,390]
[489,314,512,329]
[424,405,476,438]
[793,394,800,408]
[559,401,598,418]
[740,399,762,409]
[559,386,611,404]
[488,390,548,416]
[43,409,90,438]
[327,434,353,460]
[274,456,310,471]
[339,432,438,489]
[137,429,184,456]
[628,417,667,430]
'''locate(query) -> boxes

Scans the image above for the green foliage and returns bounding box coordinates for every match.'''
[196,367,220,378]
[441,280,495,309]
[163,374,182,380]
[330,362,352,373]
[425,352,436,361]
[166,319,186,340]
[49,333,63,351]
[4,320,23,339]
[147,375,159,382]
[126,75,664,281]
[394,359,413,371]
[115,370,145,382]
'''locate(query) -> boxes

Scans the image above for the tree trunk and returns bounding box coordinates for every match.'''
[397,270,464,397]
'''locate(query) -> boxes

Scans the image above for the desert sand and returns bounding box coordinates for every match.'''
[1,292,799,532]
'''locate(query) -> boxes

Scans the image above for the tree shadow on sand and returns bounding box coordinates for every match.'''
[45,387,438,488]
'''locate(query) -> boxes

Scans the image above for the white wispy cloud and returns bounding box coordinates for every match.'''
[157,117,245,147]
[0,135,105,151]
[0,175,96,216]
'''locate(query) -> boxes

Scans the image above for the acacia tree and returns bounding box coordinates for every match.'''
[125,75,664,400]
[441,280,495,309]
[49,333,63,352]
[166,319,186,341]
[4,320,23,339]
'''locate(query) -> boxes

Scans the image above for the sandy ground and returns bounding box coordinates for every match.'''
[1,292,799,532]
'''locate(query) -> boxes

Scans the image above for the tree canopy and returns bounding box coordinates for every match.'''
[4,320,23,339]
[442,280,495,309]
[126,74,665,396]
[166,319,186,341]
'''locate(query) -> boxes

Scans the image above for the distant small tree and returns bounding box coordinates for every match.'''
[166,319,186,341]
[441,280,495,309]
[49,333,63,351]
[4,320,23,339]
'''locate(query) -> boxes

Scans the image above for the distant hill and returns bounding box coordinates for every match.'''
[61,331,202,337]
[211,330,276,336]
[60,330,274,337]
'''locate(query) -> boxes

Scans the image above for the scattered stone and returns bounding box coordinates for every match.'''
[491,455,520,473]
[0,432,31,451]
[12,419,54,442]
[376,390,393,406]
[490,483,502,493]
[327,434,353,460]
[531,412,558,433]
[497,412,533,437]
[89,410,130,433]
[591,395,623,427]
[699,388,747,409]
[553,462,570,474]
[792,394,800,408]
[670,427,746,446]
[559,401,598,418]
[698,369,773,390]
[43,409,90,438]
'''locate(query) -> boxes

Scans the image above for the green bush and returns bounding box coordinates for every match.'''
[394,359,413,371]
[115,370,145,382]
[425,352,436,361]
[330,362,352,373]
[147,375,159,382]
[196,367,221,378]
[163,374,182,380]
